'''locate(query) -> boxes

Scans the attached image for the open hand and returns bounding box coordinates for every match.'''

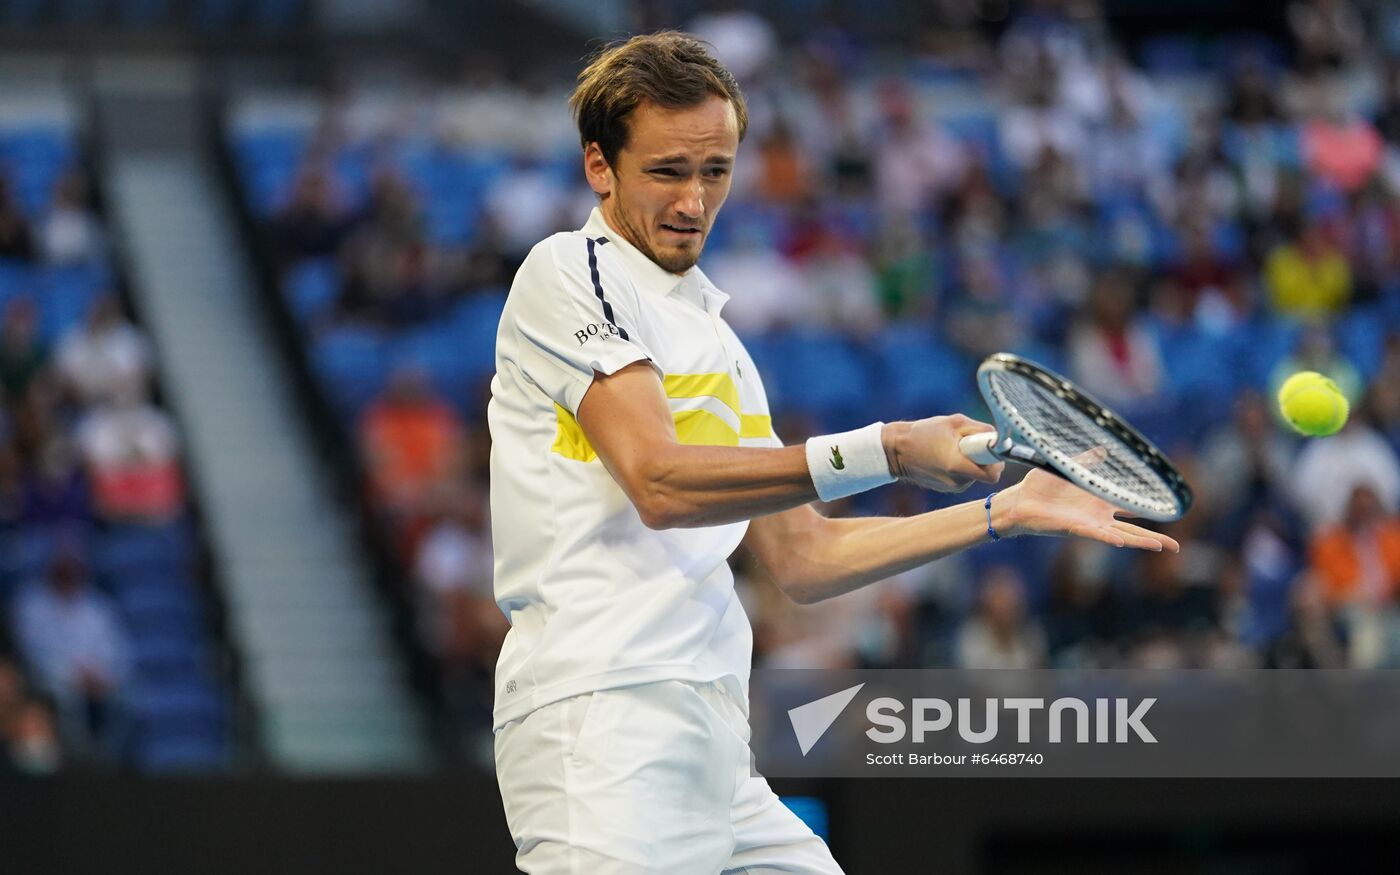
[997,458,1181,552]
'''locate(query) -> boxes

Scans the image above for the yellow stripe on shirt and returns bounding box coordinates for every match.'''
[662,372,741,417]
[552,404,599,463]
[740,413,773,439]
[552,404,774,463]
[672,409,739,447]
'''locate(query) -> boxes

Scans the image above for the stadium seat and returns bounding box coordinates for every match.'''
[1336,305,1387,380]
[390,292,504,413]
[131,633,209,682]
[94,522,197,583]
[284,257,341,325]
[309,327,391,420]
[128,682,229,773]
[0,525,62,589]
[37,264,109,342]
[1140,34,1205,75]
[0,127,76,216]
[761,328,879,429]
[130,679,227,736]
[119,583,204,640]
[0,259,34,303]
[1237,316,1303,390]
[875,324,978,419]
[1149,319,1242,438]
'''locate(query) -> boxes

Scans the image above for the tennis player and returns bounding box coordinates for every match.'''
[488,31,1179,874]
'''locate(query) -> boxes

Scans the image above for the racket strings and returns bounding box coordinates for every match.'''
[988,371,1179,515]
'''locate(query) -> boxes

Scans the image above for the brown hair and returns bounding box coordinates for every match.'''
[569,31,749,168]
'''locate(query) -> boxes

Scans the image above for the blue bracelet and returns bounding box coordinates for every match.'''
[984,491,1000,542]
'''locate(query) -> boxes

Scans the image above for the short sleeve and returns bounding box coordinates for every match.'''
[506,234,662,414]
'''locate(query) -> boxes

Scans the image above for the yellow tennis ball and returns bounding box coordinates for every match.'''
[1277,371,1349,437]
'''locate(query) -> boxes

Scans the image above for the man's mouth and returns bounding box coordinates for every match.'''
[661,223,702,237]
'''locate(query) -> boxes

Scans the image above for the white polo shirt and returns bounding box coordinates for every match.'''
[487,207,780,730]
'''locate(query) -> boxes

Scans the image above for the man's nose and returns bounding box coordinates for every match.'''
[676,180,704,221]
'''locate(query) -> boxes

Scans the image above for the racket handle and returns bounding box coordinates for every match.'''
[959,432,1000,465]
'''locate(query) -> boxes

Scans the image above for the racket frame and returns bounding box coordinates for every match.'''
[966,353,1193,522]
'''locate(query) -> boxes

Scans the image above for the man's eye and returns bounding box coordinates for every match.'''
[704,167,729,178]
[650,168,680,177]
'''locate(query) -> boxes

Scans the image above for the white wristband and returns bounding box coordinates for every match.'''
[805,422,896,502]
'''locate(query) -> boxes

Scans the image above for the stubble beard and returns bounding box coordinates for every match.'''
[608,194,703,274]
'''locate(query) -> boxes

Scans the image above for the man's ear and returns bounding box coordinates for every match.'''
[583,142,614,198]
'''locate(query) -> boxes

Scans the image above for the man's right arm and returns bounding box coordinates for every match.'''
[576,361,1002,529]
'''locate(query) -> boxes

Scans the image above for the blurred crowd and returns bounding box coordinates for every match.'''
[0,161,195,771]
[241,0,1400,748]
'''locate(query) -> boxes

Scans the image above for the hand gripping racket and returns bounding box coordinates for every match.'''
[957,353,1193,522]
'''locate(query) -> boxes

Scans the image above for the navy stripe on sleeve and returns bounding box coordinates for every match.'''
[586,236,629,341]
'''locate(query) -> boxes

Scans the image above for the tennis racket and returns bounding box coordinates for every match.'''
[957,353,1193,522]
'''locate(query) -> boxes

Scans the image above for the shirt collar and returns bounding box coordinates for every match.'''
[580,208,730,316]
[582,207,685,296]
[693,266,730,316]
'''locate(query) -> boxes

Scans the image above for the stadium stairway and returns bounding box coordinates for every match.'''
[96,68,428,772]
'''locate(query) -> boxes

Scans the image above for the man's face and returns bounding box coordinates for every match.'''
[586,95,739,274]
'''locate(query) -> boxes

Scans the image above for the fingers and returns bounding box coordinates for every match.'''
[978,461,1005,483]
[1070,445,1108,467]
[946,456,1004,486]
[949,415,997,437]
[1110,520,1181,553]
[1068,522,1126,548]
[1064,519,1180,552]
[945,418,1002,484]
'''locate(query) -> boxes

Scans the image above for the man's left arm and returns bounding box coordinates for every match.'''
[742,501,1008,604]
[744,476,1179,605]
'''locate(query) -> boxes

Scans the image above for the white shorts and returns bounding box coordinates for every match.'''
[494,678,845,874]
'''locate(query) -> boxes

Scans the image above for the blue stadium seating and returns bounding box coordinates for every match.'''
[94,521,196,584]
[393,293,502,406]
[37,263,109,342]
[284,257,341,325]
[759,328,879,429]
[1337,305,1387,380]
[310,326,391,419]
[118,583,203,640]
[131,633,208,681]
[1139,35,1206,76]
[128,681,229,772]
[1237,315,1304,390]
[1149,318,1242,438]
[941,112,1015,192]
[0,122,233,776]
[0,126,75,216]
[0,525,62,581]
[874,324,978,419]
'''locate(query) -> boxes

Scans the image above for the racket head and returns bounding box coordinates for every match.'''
[975,353,1193,522]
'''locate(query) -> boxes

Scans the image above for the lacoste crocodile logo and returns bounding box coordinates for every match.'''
[829,446,845,470]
